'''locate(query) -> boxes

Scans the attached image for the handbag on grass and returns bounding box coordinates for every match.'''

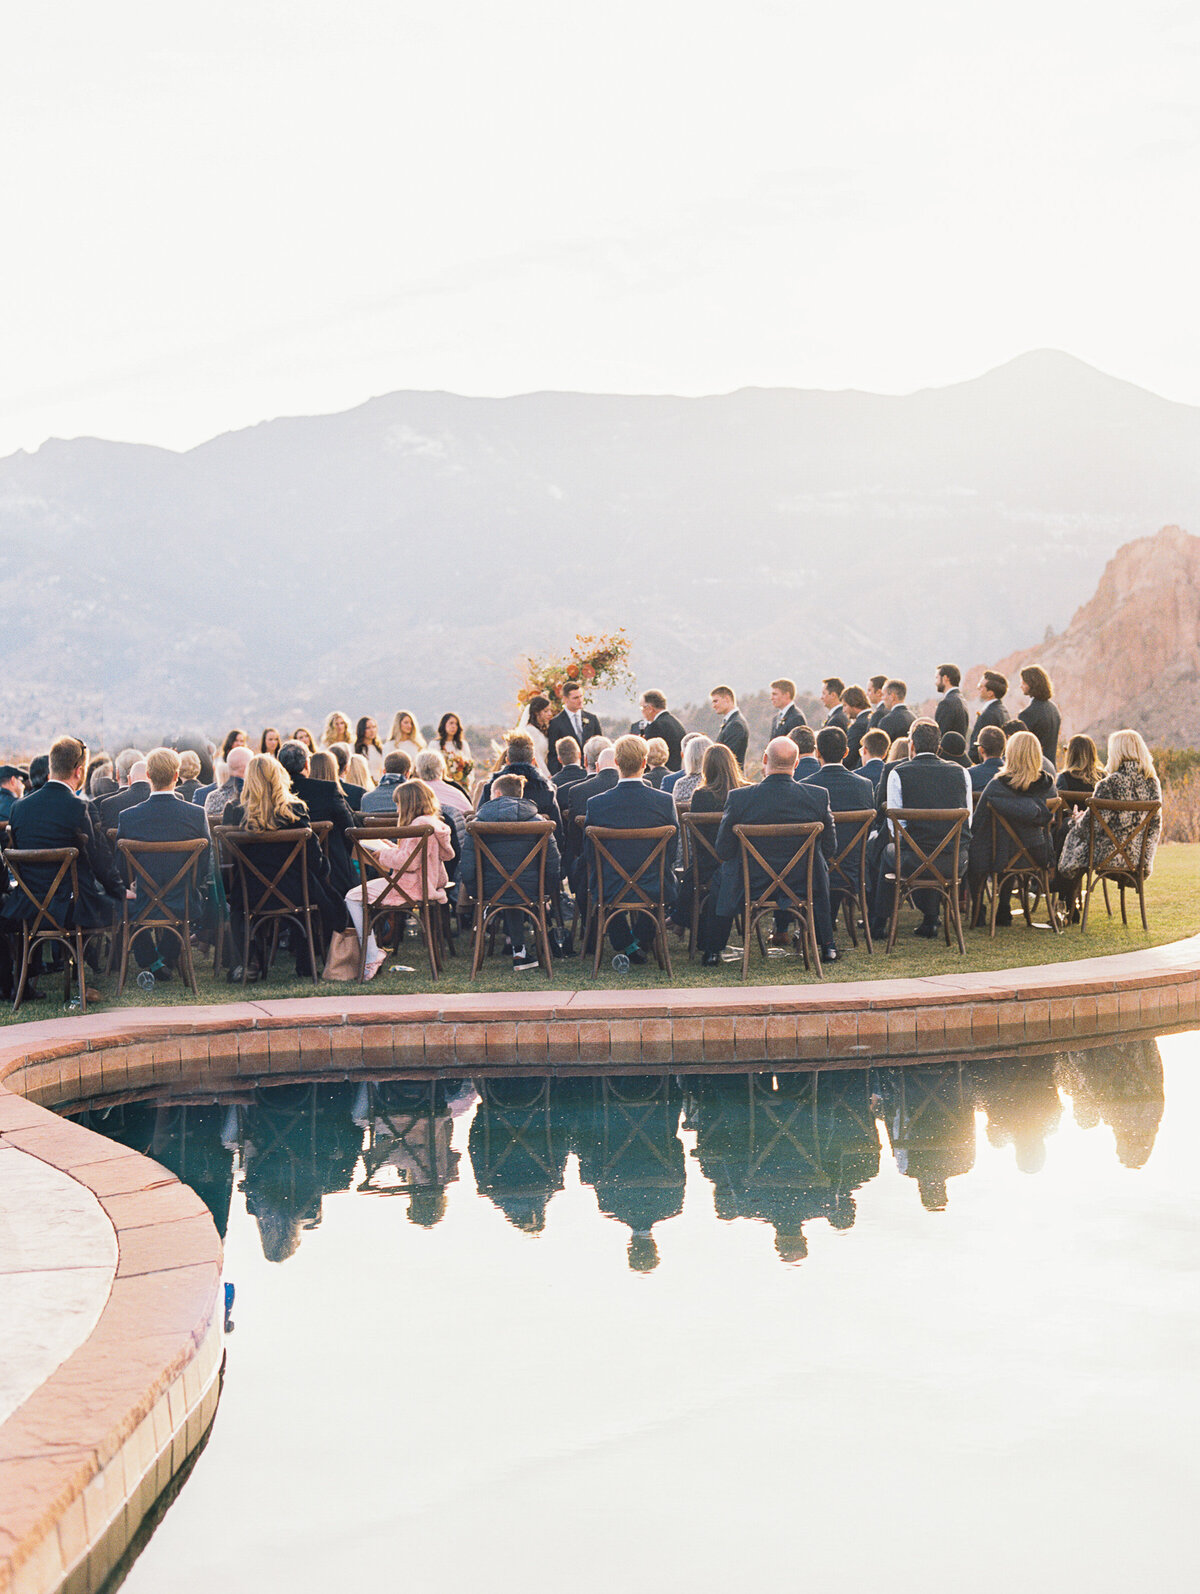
[322,927,370,981]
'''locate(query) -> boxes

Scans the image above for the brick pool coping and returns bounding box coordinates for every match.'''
[2,934,1199,1592]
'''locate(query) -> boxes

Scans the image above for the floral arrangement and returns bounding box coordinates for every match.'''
[516,629,635,712]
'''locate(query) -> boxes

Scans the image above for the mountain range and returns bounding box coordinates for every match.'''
[2,349,1199,751]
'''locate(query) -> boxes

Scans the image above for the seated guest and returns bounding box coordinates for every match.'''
[769,678,806,739]
[675,743,747,961]
[710,685,749,769]
[344,752,376,793]
[857,729,891,794]
[1057,734,1104,796]
[222,753,349,978]
[637,690,686,771]
[789,725,821,781]
[807,728,875,923]
[820,677,848,731]
[480,733,562,835]
[28,755,49,791]
[566,746,620,892]
[277,740,357,898]
[712,736,837,962]
[969,670,1009,757]
[585,735,678,960]
[2,736,126,994]
[98,749,148,829]
[841,685,871,768]
[117,747,213,975]
[470,772,563,971]
[414,749,472,813]
[933,663,970,739]
[871,718,972,940]
[361,750,412,812]
[645,737,670,788]
[0,764,25,822]
[939,731,971,768]
[327,742,366,809]
[970,725,1007,792]
[204,744,252,820]
[552,738,585,791]
[877,679,915,743]
[344,779,455,978]
[1057,730,1162,888]
[967,731,1056,927]
[670,734,713,807]
[1018,665,1062,765]
[886,736,910,765]
[177,750,203,802]
[85,757,116,800]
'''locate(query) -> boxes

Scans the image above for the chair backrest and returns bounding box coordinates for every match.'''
[883,808,970,888]
[828,808,874,895]
[309,819,334,854]
[116,838,209,929]
[347,824,439,909]
[221,827,314,918]
[357,809,396,825]
[586,825,675,912]
[466,820,553,911]
[1085,797,1162,879]
[987,804,1054,877]
[733,822,822,914]
[3,847,81,936]
[681,811,722,888]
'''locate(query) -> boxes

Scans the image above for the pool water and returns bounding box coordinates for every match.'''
[72,1034,1200,1594]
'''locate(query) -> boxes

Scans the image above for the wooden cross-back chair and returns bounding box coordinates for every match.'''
[680,810,723,960]
[971,804,1062,938]
[3,847,97,1012]
[347,824,444,980]
[1081,797,1162,933]
[308,819,334,856]
[828,808,876,952]
[882,808,970,954]
[115,837,210,995]
[733,821,824,980]
[465,819,555,979]
[221,826,321,984]
[584,824,676,977]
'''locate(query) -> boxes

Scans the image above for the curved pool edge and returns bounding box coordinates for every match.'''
[2,932,1199,1591]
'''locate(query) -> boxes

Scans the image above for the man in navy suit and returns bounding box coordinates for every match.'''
[788,726,821,781]
[710,685,749,769]
[969,725,1006,791]
[969,670,1009,758]
[585,735,677,960]
[565,742,618,892]
[118,747,213,975]
[711,736,838,965]
[768,678,807,740]
[637,690,686,771]
[857,729,891,795]
[805,728,876,918]
[98,754,151,831]
[820,677,849,732]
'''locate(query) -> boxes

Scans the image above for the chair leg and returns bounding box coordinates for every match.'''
[592,910,607,977]
[842,897,858,948]
[885,878,902,953]
[859,885,873,954]
[807,911,823,980]
[1102,878,1112,918]
[116,913,132,996]
[658,910,673,979]
[421,905,439,980]
[1119,883,1128,926]
[469,905,486,980]
[538,909,554,979]
[949,885,966,954]
[1080,874,1093,932]
[1138,882,1149,932]
[74,931,88,1010]
[741,909,753,980]
[12,928,33,1014]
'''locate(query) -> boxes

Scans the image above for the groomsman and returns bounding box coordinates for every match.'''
[547,682,602,776]
[934,664,970,739]
[877,680,915,743]
[969,671,1009,758]
[768,678,807,739]
[867,675,889,727]
[841,685,872,769]
[820,677,849,732]
[710,685,749,769]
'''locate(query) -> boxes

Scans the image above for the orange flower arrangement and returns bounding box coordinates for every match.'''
[517,630,634,712]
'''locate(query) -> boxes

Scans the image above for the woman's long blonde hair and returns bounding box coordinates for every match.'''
[241,754,306,831]
[1106,729,1156,779]
[1000,730,1044,791]
[387,710,425,749]
[321,711,351,747]
[394,778,439,824]
[344,752,376,791]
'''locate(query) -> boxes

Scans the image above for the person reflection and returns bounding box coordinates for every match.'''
[467,1077,571,1235]
[878,1063,975,1210]
[239,1083,363,1261]
[74,1100,235,1238]
[353,1079,469,1227]
[1058,1039,1165,1169]
[575,1076,685,1271]
[815,1069,881,1231]
[971,1055,1062,1174]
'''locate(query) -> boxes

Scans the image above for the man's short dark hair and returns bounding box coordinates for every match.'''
[823,676,845,697]
[861,729,890,758]
[383,751,411,776]
[641,689,666,711]
[493,773,526,798]
[28,754,49,789]
[885,679,907,700]
[937,663,961,687]
[1003,719,1025,738]
[329,742,349,773]
[789,726,816,755]
[982,670,1009,699]
[869,674,888,692]
[277,739,309,780]
[771,677,796,698]
[910,718,940,756]
[816,726,848,762]
[978,725,1006,757]
[841,684,869,713]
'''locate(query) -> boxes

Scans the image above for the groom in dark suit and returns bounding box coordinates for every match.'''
[547,682,602,776]
[710,685,749,769]
[769,678,807,740]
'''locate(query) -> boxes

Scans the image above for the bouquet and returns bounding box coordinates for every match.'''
[516,629,635,713]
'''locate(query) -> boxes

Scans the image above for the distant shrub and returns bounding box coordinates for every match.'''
[1152,746,1200,784]
[1162,769,1200,843]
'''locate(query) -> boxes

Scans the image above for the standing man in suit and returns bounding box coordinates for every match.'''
[820,678,849,732]
[584,736,677,961]
[547,683,602,776]
[841,686,872,769]
[789,726,821,780]
[969,671,1009,758]
[636,690,685,771]
[117,747,213,978]
[867,676,889,727]
[710,736,838,964]
[710,685,749,770]
[877,680,916,745]
[768,679,806,740]
[934,664,970,740]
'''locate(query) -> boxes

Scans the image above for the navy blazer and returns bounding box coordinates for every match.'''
[717,711,750,769]
[713,772,835,918]
[98,781,151,833]
[858,758,885,794]
[970,756,1003,792]
[804,765,876,893]
[968,699,1008,757]
[793,756,821,782]
[3,780,125,927]
[117,791,213,913]
[769,703,807,740]
[584,780,677,905]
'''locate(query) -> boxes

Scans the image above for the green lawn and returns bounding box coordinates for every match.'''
[3,843,1196,1026]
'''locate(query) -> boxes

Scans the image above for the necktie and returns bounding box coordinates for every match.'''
[572,712,582,741]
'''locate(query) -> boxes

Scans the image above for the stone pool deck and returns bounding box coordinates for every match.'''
[3,933,1200,1593]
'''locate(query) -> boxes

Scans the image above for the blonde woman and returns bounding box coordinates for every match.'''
[1058,730,1162,883]
[322,711,352,749]
[645,737,670,788]
[344,779,454,977]
[968,730,1056,924]
[344,752,376,793]
[384,710,425,762]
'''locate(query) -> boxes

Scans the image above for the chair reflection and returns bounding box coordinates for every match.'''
[468,1077,572,1235]
[353,1079,468,1227]
[1057,1039,1165,1168]
[236,1083,363,1261]
[971,1055,1063,1174]
[877,1063,976,1210]
[574,1076,686,1271]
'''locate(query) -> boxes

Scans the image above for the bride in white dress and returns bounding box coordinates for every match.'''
[515,693,554,777]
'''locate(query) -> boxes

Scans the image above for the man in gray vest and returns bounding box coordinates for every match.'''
[871,718,972,940]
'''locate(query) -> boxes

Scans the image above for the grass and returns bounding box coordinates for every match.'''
[3,843,1197,1027]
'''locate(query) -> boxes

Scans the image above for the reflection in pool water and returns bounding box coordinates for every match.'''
[73,1036,1195,1594]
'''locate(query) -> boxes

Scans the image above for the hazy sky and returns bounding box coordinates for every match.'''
[3,1,1198,456]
